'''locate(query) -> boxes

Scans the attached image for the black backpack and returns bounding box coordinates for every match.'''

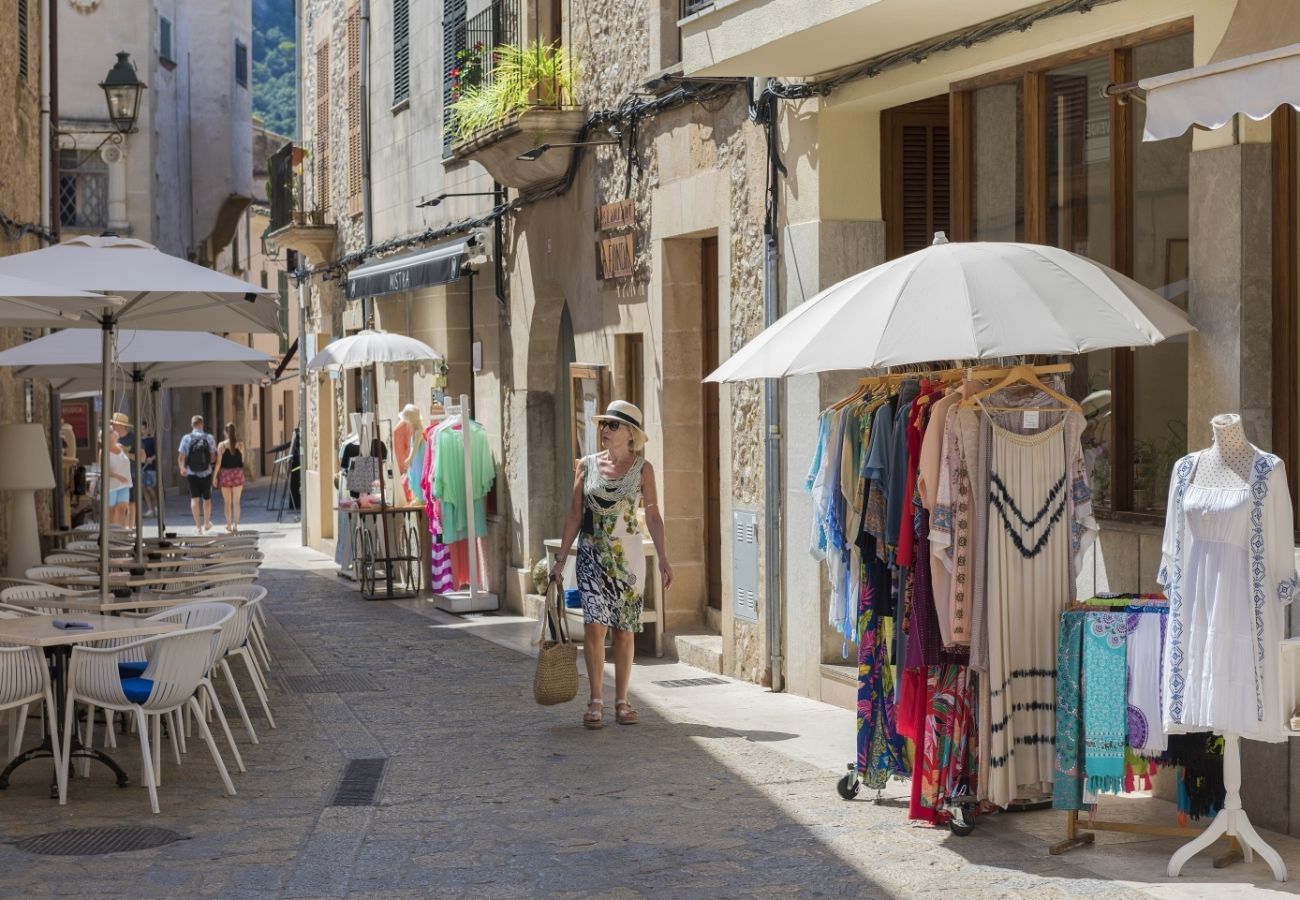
[186,433,212,472]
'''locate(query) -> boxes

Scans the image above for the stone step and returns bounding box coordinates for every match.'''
[668,632,724,675]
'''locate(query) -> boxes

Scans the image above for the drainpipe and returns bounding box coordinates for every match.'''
[761,86,784,693]
[298,274,309,548]
[359,0,374,326]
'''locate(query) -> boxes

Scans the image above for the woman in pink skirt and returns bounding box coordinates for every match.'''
[211,422,247,532]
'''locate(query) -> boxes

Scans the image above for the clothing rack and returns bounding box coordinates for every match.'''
[433,393,498,614]
[1049,594,1243,867]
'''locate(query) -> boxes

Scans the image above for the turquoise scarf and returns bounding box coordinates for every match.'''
[1083,611,1128,795]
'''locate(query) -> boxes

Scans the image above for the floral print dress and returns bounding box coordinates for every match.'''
[576,454,647,633]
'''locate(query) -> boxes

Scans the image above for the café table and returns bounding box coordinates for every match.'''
[0,614,182,796]
[45,572,253,591]
[3,593,225,614]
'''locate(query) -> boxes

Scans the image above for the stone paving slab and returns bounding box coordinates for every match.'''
[0,504,1283,897]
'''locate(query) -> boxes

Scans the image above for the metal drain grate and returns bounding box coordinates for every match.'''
[652,676,729,688]
[282,673,384,694]
[330,758,388,806]
[14,826,186,856]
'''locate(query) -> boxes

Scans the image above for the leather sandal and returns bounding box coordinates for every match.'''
[614,700,639,725]
[583,700,604,729]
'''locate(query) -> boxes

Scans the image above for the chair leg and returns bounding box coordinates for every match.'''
[134,708,159,815]
[81,703,96,778]
[103,710,117,749]
[236,650,276,729]
[151,713,162,787]
[166,710,183,765]
[44,689,64,803]
[218,659,258,744]
[200,679,244,773]
[59,696,75,806]
[173,708,187,755]
[188,697,235,797]
[11,703,28,757]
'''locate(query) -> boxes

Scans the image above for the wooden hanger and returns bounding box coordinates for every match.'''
[960,363,1082,413]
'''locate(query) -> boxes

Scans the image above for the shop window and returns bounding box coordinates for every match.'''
[881,96,950,259]
[954,28,1192,515]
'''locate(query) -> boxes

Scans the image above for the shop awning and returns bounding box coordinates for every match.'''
[1135,0,1300,141]
[345,238,470,301]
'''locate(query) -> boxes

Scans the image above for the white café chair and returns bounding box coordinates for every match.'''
[0,638,64,799]
[0,585,85,616]
[44,552,100,566]
[212,595,275,743]
[193,585,272,674]
[140,602,245,775]
[25,565,95,582]
[60,626,235,814]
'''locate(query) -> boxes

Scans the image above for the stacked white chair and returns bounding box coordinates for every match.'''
[25,565,95,582]
[0,637,64,798]
[60,626,235,814]
[193,585,272,674]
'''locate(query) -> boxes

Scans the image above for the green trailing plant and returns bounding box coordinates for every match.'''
[448,40,575,140]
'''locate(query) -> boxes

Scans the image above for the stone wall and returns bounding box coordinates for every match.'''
[0,0,55,569]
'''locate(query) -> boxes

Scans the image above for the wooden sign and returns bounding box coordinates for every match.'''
[595,198,636,232]
[597,234,635,280]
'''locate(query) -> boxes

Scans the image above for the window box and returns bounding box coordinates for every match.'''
[449,106,588,191]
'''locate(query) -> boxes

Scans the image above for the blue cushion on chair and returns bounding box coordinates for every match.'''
[119,677,154,704]
[118,660,148,678]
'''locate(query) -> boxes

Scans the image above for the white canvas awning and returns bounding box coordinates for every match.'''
[1137,0,1300,141]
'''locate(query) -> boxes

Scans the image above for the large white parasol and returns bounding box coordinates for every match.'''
[305,329,444,370]
[0,236,280,596]
[0,272,119,325]
[705,236,1195,382]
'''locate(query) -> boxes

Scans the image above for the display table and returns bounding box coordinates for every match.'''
[543,538,664,657]
[340,504,426,601]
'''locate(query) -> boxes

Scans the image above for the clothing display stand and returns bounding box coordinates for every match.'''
[433,394,498,614]
[1166,735,1286,881]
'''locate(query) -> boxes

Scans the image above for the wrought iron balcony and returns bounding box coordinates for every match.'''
[682,0,713,15]
[268,142,329,232]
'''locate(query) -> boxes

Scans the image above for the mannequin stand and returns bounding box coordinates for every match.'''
[433,394,498,614]
[1167,734,1286,882]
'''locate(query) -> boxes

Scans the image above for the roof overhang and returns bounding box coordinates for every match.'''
[345,238,474,302]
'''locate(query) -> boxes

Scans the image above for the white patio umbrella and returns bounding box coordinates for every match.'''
[305,329,445,370]
[705,236,1195,382]
[0,236,279,596]
[0,272,119,325]
[0,329,275,555]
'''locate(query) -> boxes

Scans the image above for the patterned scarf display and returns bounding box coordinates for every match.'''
[1083,611,1129,794]
[856,604,908,789]
[1125,611,1166,755]
[1052,610,1085,810]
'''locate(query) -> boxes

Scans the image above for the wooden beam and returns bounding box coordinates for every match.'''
[1272,106,1298,525]
[1023,71,1047,245]
[1111,48,1135,510]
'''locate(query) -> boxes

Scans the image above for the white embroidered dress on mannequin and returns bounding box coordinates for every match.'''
[1158,414,1299,742]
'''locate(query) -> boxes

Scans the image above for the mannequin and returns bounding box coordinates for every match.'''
[1190,413,1254,489]
[393,404,423,504]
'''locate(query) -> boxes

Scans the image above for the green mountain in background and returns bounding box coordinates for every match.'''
[253,0,296,137]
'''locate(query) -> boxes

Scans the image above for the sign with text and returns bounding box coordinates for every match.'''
[597,234,635,280]
[594,198,635,232]
[63,400,90,447]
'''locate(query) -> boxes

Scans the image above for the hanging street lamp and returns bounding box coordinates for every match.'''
[99,51,146,134]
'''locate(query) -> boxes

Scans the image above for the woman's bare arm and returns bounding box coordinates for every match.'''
[641,462,673,590]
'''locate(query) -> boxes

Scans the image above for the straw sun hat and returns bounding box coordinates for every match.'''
[592,400,647,451]
[110,412,131,428]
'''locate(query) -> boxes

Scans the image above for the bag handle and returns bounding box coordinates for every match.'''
[539,579,571,646]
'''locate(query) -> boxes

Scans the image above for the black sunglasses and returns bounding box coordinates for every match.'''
[599,420,623,431]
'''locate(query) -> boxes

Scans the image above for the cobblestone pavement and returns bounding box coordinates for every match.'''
[0,492,1283,897]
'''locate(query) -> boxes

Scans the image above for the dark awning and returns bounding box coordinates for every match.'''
[345,239,470,301]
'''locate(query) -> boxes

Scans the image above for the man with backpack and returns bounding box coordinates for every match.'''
[178,414,219,532]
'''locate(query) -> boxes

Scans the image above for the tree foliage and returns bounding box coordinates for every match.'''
[253,0,296,137]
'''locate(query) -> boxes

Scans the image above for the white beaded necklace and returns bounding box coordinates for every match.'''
[586,453,645,506]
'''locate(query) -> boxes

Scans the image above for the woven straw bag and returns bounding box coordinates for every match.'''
[533,580,578,705]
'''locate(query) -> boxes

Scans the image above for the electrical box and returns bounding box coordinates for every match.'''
[732,509,759,622]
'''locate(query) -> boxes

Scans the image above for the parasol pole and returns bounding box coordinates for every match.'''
[98,313,113,601]
[152,379,165,539]
[132,369,145,565]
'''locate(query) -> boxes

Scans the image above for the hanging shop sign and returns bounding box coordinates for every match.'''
[597,234,635,280]
[595,198,636,231]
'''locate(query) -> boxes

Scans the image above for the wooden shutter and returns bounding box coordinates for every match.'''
[347,5,363,217]
[442,0,467,156]
[315,40,331,214]
[882,96,951,259]
[393,0,411,105]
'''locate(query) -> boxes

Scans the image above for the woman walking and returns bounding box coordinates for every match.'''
[106,412,133,528]
[211,422,246,532]
[551,401,672,729]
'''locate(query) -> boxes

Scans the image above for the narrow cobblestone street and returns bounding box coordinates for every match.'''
[0,490,1291,898]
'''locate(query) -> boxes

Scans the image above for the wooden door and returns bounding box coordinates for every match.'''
[882,95,951,259]
[702,237,722,612]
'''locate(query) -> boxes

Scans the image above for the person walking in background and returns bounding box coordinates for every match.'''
[550,401,673,730]
[211,422,246,532]
[177,415,218,533]
[107,412,133,527]
[139,422,158,518]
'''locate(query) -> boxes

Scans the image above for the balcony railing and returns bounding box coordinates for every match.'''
[444,0,523,154]
[682,0,713,15]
